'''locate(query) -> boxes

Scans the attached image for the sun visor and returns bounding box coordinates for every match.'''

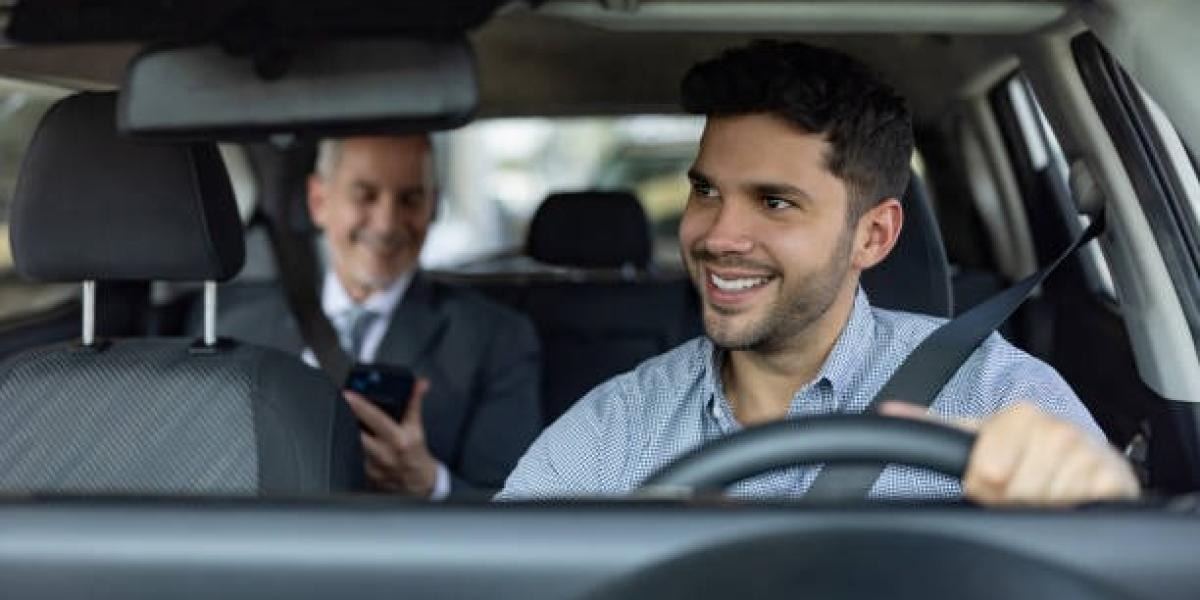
[118,37,477,140]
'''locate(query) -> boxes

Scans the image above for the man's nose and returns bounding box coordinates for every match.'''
[367,198,402,233]
[701,201,754,255]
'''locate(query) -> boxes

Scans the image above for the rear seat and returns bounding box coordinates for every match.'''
[432,190,703,425]
[440,177,954,424]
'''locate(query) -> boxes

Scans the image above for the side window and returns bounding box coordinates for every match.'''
[1073,33,1200,338]
[996,74,1117,302]
[0,79,73,324]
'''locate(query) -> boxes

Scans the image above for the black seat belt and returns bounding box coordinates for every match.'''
[261,212,354,386]
[246,143,353,386]
[805,213,1105,499]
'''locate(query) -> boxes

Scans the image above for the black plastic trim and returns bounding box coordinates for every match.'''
[6,0,507,44]
[0,499,1195,600]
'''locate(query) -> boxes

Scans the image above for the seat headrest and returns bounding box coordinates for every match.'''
[527,190,651,269]
[10,92,244,282]
[860,173,953,317]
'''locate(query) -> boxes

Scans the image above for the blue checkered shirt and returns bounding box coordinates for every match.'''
[497,288,1103,501]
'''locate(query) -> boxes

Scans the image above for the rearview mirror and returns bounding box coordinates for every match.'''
[118,37,477,140]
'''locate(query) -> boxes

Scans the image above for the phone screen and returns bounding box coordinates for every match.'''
[344,363,415,422]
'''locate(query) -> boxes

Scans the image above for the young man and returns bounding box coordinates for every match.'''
[220,135,542,499]
[498,41,1138,505]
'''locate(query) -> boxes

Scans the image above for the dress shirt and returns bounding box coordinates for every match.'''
[498,288,1103,500]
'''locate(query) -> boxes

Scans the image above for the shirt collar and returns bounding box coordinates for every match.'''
[321,269,414,320]
[813,286,876,395]
[702,286,877,425]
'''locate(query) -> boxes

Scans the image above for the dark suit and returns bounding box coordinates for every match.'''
[216,273,543,497]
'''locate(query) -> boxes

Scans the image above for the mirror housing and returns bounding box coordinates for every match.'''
[118,37,477,140]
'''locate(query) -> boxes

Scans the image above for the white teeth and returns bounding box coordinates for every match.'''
[710,273,770,292]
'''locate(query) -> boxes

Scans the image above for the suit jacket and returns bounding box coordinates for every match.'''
[216,273,543,498]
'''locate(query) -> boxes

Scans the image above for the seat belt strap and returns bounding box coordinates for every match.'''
[262,215,353,385]
[804,213,1105,499]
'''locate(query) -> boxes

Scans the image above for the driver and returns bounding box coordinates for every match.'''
[497,40,1139,505]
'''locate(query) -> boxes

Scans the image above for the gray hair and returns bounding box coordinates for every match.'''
[314,139,343,180]
[313,136,437,182]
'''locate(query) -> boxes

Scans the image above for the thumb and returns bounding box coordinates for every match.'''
[403,377,431,424]
[877,401,979,432]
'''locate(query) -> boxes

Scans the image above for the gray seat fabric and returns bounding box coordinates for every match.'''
[0,340,358,494]
[0,91,361,495]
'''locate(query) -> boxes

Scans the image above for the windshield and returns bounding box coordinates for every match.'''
[0,0,1194,514]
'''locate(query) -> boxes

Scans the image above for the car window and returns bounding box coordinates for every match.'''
[1001,74,1117,302]
[423,115,703,269]
[0,77,74,323]
[1073,32,1200,341]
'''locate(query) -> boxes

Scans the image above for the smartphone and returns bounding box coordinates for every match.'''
[343,363,415,422]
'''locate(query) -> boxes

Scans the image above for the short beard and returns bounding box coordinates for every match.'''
[700,226,854,355]
[345,228,413,291]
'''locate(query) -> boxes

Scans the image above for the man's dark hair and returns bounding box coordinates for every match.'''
[682,40,913,219]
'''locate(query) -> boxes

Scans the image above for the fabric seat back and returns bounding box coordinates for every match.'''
[0,92,361,495]
[860,174,954,317]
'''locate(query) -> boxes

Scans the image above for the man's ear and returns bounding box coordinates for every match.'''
[851,197,903,271]
[306,174,328,229]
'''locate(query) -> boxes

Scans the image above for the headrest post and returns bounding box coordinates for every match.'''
[204,281,217,347]
[81,280,96,346]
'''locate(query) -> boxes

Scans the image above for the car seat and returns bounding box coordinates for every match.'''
[0,92,362,495]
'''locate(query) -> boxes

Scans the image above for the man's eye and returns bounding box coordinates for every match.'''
[399,190,430,208]
[351,187,375,204]
[691,181,717,198]
[763,196,794,210]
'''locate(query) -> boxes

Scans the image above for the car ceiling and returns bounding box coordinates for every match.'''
[472,10,1029,123]
[0,0,1071,126]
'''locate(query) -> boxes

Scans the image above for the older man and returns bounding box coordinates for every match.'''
[221,135,542,499]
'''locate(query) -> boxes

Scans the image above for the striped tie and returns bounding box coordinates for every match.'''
[340,305,378,360]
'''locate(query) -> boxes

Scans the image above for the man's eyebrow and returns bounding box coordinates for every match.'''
[747,181,813,202]
[687,169,813,202]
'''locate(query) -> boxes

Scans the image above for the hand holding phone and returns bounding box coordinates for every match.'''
[343,363,416,422]
[342,371,438,496]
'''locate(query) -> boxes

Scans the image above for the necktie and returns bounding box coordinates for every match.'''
[340,305,378,360]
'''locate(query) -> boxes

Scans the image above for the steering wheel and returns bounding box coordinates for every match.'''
[639,413,975,498]
[590,414,1129,600]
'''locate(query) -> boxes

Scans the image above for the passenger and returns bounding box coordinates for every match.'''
[223,135,542,498]
[498,41,1139,505]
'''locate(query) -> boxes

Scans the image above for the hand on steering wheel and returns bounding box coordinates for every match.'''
[640,402,1140,506]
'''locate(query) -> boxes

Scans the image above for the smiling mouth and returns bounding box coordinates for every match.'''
[709,272,774,292]
[354,237,408,256]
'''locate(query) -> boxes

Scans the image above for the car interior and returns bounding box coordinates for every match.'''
[1,0,1200,598]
